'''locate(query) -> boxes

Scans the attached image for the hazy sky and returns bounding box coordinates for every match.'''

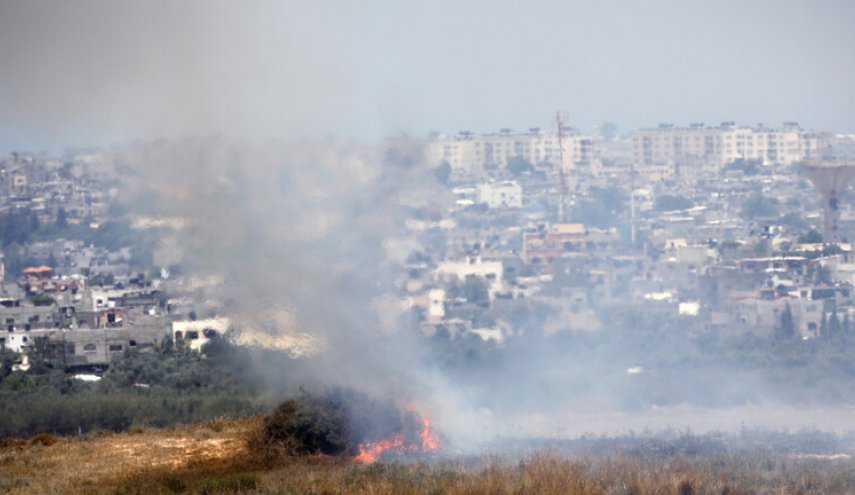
[1,0,853,152]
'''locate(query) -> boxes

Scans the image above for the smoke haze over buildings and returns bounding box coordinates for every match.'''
[4,0,855,450]
[2,1,855,151]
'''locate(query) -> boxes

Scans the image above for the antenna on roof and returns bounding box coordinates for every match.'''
[556,111,569,223]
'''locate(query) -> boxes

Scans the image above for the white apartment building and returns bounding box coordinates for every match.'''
[477,180,523,209]
[631,122,831,174]
[426,128,601,177]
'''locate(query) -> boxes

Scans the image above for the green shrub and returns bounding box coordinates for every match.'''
[250,388,407,460]
[252,393,350,456]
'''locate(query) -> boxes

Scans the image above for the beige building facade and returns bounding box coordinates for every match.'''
[632,122,831,175]
[427,128,601,178]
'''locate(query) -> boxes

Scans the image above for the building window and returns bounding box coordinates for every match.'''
[83,344,97,354]
[108,344,123,353]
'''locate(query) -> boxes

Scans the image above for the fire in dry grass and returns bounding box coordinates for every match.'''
[354,402,440,464]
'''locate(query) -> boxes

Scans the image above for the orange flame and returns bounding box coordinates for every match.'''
[354,403,440,464]
[418,412,440,451]
[354,433,405,464]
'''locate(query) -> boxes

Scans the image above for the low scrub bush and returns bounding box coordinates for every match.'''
[249,388,406,460]
[28,432,59,446]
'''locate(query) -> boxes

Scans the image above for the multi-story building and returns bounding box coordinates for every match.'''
[631,122,831,175]
[427,127,602,178]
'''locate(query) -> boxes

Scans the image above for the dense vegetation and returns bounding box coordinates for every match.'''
[571,187,627,228]
[0,208,40,247]
[0,337,265,437]
[723,158,762,176]
[7,310,855,439]
[740,192,780,219]
[423,305,855,412]
[5,326,855,493]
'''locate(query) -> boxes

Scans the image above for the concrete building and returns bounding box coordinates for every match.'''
[477,181,523,209]
[522,223,586,264]
[173,317,230,351]
[632,122,831,175]
[1,332,36,353]
[427,128,602,177]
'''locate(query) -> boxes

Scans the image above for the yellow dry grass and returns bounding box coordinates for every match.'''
[3,418,855,494]
[0,417,255,494]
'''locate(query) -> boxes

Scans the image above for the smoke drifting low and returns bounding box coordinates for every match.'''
[7,1,855,452]
[116,137,439,394]
[108,136,855,453]
[113,136,505,449]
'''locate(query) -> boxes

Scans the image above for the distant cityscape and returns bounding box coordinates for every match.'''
[3,118,855,373]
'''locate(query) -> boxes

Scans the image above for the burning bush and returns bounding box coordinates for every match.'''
[353,402,440,463]
[249,388,424,460]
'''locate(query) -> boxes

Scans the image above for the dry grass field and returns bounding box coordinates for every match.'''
[3,417,855,494]
[0,417,256,494]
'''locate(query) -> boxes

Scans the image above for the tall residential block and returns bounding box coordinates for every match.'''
[631,122,831,176]
[426,127,601,178]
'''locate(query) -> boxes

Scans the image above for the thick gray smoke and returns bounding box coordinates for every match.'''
[6,1,855,451]
[110,137,509,448]
[109,137,855,451]
[116,137,441,393]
